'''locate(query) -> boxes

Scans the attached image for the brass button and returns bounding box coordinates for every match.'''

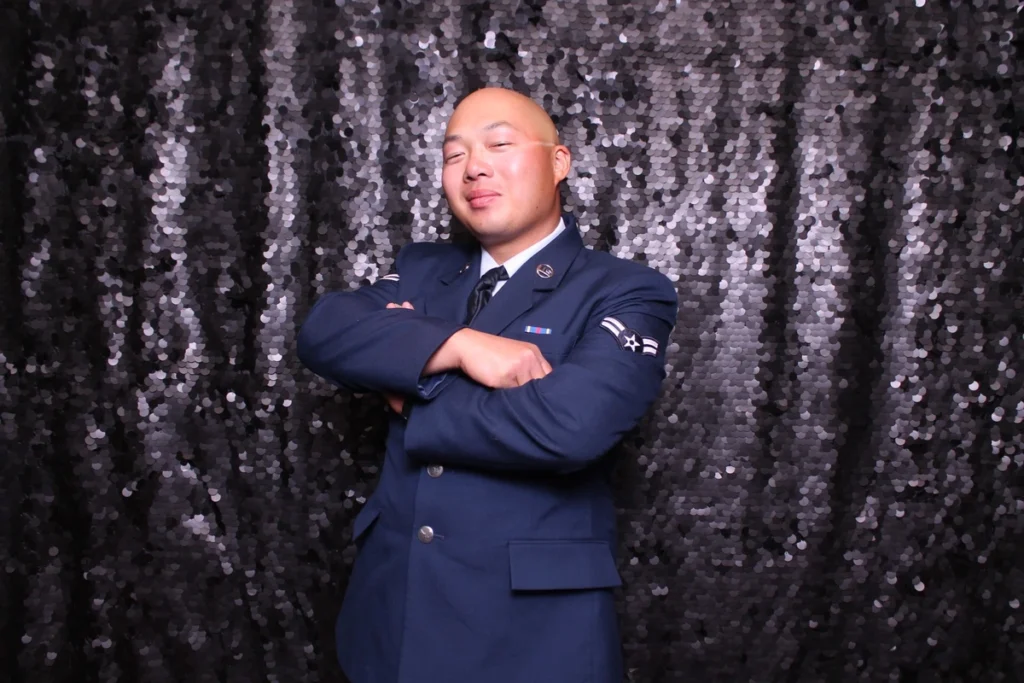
[417,526,434,544]
[427,465,444,478]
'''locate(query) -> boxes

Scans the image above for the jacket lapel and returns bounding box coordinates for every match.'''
[472,214,585,336]
[421,249,480,323]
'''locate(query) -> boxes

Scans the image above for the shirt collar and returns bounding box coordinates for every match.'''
[479,217,567,279]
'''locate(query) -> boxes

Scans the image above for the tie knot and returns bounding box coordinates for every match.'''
[464,266,509,324]
[479,266,508,288]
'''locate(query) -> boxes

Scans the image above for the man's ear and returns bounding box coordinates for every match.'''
[552,145,571,184]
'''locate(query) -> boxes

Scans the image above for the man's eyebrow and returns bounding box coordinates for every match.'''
[443,120,520,145]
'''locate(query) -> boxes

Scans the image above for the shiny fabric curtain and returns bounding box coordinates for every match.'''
[1,1,1022,681]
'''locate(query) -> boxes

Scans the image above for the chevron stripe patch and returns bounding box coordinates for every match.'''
[600,316,659,356]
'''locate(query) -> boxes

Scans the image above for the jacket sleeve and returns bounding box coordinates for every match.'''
[402,271,678,474]
[296,246,464,397]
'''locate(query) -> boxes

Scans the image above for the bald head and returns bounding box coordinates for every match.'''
[440,87,571,264]
[445,87,560,146]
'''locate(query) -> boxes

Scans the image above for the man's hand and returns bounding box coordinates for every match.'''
[387,301,415,311]
[443,328,552,389]
[384,393,405,414]
[389,299,552,389]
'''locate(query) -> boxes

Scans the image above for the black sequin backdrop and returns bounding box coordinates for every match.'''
[1,1,1022,682]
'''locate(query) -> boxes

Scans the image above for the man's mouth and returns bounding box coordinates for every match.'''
[466,190,500,209]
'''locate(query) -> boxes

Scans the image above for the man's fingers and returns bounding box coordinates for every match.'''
[383,393,405,414]
[535,359,552,380]
[401,301,414,309]
[528,353,552,380]
[516,357,551,385]
[457,334,557,389]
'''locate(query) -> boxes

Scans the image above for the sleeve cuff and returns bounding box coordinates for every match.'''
[416,373,454,399]
[386,317,463,395]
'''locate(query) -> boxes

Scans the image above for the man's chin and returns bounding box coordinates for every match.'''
[459,218,508,242]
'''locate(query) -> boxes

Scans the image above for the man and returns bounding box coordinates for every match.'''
[297,87,678,683]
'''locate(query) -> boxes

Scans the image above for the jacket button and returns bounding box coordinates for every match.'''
[426,464,444,478]
[417,526,434,544]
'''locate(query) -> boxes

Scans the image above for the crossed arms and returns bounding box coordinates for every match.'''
[296,263,678,474]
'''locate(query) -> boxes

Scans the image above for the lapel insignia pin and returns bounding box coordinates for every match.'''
[536,263,554,279]
[524,326,552,335]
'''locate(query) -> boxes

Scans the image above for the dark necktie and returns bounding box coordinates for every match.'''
[464,266,508,324]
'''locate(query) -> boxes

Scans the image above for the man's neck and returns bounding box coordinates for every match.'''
[485,216,561,265]
[479,216,566,283]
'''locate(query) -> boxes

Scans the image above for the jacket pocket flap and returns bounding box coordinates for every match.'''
[508,540,622,591]
[351,503,381,541]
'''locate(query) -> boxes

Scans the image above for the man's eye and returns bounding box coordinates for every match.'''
[491,142,511,148]
[444,153,463,163]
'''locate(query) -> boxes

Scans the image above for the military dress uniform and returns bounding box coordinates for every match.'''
[297,213,678,683]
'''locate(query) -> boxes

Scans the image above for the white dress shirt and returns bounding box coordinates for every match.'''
[479,217,566,295]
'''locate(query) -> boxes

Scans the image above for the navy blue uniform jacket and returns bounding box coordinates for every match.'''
[297,214,678,683]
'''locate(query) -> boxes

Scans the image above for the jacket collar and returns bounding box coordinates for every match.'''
[439,213,582,286]
[430,213,585,334]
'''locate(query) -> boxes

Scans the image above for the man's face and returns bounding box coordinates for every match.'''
[441,91,569,254]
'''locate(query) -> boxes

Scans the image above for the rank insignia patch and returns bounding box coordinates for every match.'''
[600,316,659,356]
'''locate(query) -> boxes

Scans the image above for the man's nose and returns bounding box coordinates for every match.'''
[464,150,491,180]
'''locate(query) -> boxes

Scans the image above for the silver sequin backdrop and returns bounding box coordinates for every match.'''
[0,0,1022,681]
